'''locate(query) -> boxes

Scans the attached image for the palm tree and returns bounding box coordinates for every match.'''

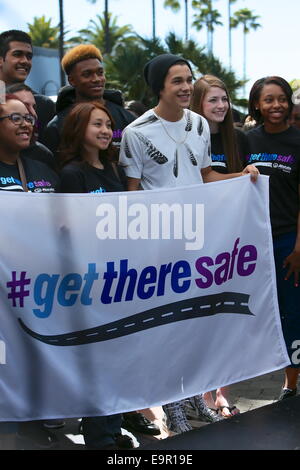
[69,13,136,54]
[105,31,245,108]
[164,0,190,42]
[228,0,237,70]
[152,0,156,40]
[165,32,244,102]
[231,8,261,95]
[27,16,60,48]
[58,0,65,86]
[105,36,166,105]
[87,0,111,53]
[192,1,222,55]
[28,12,67,86]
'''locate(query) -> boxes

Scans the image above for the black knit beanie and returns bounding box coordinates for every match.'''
[143,54,193,97]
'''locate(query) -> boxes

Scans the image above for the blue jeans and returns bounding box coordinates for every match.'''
[273,232,300,368]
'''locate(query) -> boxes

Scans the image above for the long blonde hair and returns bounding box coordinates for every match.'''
[191,75,242,173]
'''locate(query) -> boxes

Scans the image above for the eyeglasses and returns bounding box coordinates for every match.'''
[0,113,36,126]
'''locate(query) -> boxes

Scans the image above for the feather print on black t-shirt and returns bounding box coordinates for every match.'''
[136,132,168,164]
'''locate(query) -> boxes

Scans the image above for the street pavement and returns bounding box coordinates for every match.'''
[0,368,286,450]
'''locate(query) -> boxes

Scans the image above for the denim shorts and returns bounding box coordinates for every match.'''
[273,232,300,368]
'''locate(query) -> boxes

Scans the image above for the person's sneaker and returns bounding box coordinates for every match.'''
[188,395,223,423]
[163,401,193,434]
[122,412,160,435]
[43,419,66,429]
[114,433,135,449]
[278,387,297,401]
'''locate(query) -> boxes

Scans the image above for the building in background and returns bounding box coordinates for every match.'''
[27,46,62,99]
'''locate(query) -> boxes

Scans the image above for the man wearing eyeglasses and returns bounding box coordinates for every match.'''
[0,30,55,139]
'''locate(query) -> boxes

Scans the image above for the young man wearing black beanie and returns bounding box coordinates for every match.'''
[119,53,259,434]
[120,53,258,191]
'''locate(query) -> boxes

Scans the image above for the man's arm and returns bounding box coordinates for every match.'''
[119,127,144,191]
[127,177,141,191]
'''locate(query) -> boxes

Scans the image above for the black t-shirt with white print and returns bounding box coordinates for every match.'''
[210,128,248,174]
[245,125,300,237]
[60,161,126,193]
[0,157,59,192]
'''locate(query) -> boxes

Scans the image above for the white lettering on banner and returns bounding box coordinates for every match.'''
[95,195,204,251]
[0,341,6,364]
[0,176,291,421]
[291,340,300,365]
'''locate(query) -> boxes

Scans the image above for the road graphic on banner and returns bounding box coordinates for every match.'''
[18,292,254,346]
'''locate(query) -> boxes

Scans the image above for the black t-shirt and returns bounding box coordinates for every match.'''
[245,125,300,236]
[21,141,56,171]
[0,157,60,192]
[60,161,126,193]
[210,128,247,174]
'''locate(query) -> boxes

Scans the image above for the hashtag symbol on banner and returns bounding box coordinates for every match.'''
[6,271,31,307]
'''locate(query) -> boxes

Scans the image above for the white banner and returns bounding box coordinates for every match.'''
[0,175,289,421]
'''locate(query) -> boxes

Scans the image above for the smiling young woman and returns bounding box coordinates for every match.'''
[190,74,247,175]
[0,95,59,192]
[59,101,125,194]
[247,76,300,400]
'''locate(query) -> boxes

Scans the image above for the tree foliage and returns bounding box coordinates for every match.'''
[28,2,261,107]
[105,31,246,108]
[231,8,261,33]
[27,16,60,48]
[192,0,223,54]
[164,0,190,41]
[69,13,136,54]
[231,8,261,94]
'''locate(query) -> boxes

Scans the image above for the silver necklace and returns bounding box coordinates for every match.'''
[154,109,189,177]
[154,109,189,145]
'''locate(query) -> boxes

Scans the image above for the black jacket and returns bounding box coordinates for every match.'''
[33,93,56,139]
[40,86,135,160]
[21,141,56,171]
